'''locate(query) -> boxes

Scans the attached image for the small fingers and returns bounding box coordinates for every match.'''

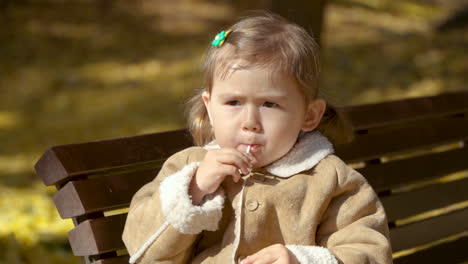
[240,249,273,264]
[215,149,252,174]
[240,244,291,264]
[241,254,275,264]
[221,164,241,183]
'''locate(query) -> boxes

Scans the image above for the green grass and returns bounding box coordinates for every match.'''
[0,0,467,262]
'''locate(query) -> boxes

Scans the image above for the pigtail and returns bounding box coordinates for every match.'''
[317,104,354,145]
[186,88,213,146]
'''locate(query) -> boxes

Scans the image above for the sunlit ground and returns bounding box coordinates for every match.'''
[0,0,467,263]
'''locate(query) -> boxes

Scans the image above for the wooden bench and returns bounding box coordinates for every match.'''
[34,91,468,264]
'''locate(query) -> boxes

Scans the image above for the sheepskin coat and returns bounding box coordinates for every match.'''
[122,132,392,264]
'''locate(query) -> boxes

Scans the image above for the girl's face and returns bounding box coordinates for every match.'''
[203,67,325,167]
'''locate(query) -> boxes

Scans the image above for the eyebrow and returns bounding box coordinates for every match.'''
[217,93,288,101]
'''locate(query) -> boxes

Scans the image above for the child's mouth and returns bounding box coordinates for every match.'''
[245,144,261,153]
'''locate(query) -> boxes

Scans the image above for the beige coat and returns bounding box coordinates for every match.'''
[122,132,392,264]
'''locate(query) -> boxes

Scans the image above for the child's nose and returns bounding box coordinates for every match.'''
[242,106,262,132]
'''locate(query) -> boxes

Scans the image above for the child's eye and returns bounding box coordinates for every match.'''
[226,100,240,106]
[263,101,279,108]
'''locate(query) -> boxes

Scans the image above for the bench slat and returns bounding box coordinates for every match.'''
[68,209,468,258]
[54,169,157,219]
[337,116,468,162]
[54,154,468,221]
[35,93,468,186]
[381,177,468,222]
[393,235,468,264]
[68,206,468,257]
[37,115,468,187]
[93,256,129,264]
[358,147,468,192]
[342,91,468,130]
[35,129,192,186]
[69,214,127,256]
[34,148,69,186]
[390,207,468,252]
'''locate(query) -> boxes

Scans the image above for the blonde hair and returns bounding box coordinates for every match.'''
[187,12,352,146]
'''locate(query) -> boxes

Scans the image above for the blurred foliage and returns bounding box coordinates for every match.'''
[0,0,467,263]
[323,0,468,105]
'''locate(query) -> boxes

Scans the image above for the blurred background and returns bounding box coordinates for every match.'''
[0,0,467,263]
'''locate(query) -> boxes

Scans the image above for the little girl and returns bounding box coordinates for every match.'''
[123,13,392,264]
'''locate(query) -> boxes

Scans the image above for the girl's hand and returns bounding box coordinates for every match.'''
[240,244,299,264]
[190,148,254,204]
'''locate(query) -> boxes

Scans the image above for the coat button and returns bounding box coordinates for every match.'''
[246,199,259,211]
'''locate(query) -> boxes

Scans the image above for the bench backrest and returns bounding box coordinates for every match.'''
[35,91,468,264]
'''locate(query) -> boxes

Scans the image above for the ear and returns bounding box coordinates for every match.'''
[202,91,213,126]
[302,99,326,132]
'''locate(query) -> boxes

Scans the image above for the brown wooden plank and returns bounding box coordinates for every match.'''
[358,147,468,192]
[53,168,157,219]
[340,91,468,131]
[393,235,468,264]
[93,255,129,264]
[35,92,468,186]
[390,207,468,252]
[381,177,468,222]
[69,214,127,256]
[35,129,192,186]
[336,116,468,163]
[35,147,69,186]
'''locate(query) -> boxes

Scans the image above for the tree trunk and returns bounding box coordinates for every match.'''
[271,0,327,44]
[233,0,328,46]
[436,4,468,32]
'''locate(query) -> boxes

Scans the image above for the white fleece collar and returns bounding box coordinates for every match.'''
[203,131,334,178]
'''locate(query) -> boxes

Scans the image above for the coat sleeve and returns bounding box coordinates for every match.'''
[122,147,225,263]
[316,157,393,264]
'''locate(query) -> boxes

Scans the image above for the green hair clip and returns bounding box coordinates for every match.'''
[211,29,233,47]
